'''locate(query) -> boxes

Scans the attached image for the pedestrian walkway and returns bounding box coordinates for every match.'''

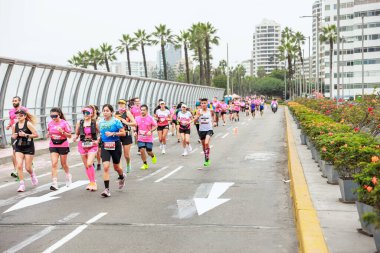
[287,109,376,253]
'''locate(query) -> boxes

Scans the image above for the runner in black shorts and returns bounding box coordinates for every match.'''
[177,104,194,156]
[99,104,127,197]
[115,99,136,173]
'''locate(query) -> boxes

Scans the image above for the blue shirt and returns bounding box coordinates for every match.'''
[99,117,123,142]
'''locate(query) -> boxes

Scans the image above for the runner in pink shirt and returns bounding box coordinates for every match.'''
[212,97,221,127]
[154,101,171,154]
[220,100,228,126]
[47,107,72,191]
[6,96,28,179]
[135,105,158,170]
[233,98,241,122]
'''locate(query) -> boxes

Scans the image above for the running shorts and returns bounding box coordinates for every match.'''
[101,140,122,164]
[120,135,133,145]
[49,147,70,155]
[179,128,191,135]
[137,141,153,152]
[157,125,169,131]
[198,130,214,140]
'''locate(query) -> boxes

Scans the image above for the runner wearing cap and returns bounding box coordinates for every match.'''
[115,99,136,173]
[89,105,102,171]
[11,109,39,192]
[212,97,221,127]
[177,104,194,156]
[46,107,72,191]
[194,98,215,167]
[170,104,177,137]
[220,100,228,126]
[74,106,99,191]
[99,104,126,197]
[135,105,158,170]
[154,101,171,154]
[6,96,28,179]
[193,101,201,143]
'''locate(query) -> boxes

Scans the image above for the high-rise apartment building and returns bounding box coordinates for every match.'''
[322,0,380,97]
[111,61,155,77]
[157,44,182,72]
[312,0,326,88]
[252,19,284,76]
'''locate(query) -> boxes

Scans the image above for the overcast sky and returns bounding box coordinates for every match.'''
[0,0,314,67]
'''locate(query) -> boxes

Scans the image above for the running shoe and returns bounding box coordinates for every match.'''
[151,155,157,164]
[177,139,180,143]
[86,183,92,190]
[101,188,111,197]
[182,149,188,156]
[126,164,132,174]
[11,171,18,178]
[50,183,59,191]
[17,184,25,192]
[159,144,163,150]
[187,145,193,152]
[65,174,72,187]
[97,164,101,171]
[91,182,97,192]
[31,173,38,186]
[162,148,166,154]
[204,160,211,167]
[140,164,149,170]
[118,173,126,189]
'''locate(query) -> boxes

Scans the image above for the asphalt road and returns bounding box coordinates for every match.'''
[0,107,297,253]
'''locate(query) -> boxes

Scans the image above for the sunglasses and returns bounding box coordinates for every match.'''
[83,111,91,116]
[17,114,25,117]
[50,115,59,119]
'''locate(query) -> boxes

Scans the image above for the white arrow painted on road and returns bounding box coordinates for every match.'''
[194,182,234,216]
[3,180,88,213]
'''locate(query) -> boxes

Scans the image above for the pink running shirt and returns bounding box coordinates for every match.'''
[135,115,157,143]
[48,119,71,148]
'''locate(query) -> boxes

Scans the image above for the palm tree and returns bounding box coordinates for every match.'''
[175,30,192,83]
[200,22,220,86]
[68,51,90,68]
[134,29,152,78]
[190,23,205,85]
[320,24,337,100]
[99,43,117,72]
[88,48,103,70]
[117,34,137,75]
[294,32,306,95]
[152,24,174,80]
[279,27,298,99]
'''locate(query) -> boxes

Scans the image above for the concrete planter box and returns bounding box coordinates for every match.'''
[356,201,375,236]
[338,178,358,203]
[300,133,307,145]
[321,160,327,178]
[326,163,339,185]
[306,136,311,150]
[315,150,321,166]
[310,146,316,160]
[373,229,380,251]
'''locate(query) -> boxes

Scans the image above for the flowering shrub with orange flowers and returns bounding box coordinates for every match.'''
[296,95,380,137]
[355,157,380,226]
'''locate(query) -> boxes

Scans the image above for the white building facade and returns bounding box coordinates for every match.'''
[252,19,284,76]
[322,0,380,98]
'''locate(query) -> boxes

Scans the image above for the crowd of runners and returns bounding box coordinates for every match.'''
[6,95,279,196]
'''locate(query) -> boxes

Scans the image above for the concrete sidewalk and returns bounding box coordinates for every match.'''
[288,110,376,253]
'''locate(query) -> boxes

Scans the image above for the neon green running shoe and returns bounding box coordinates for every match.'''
[140,164,149,170]
[203,160,211,167]
[126,164,132,173]
[151,155,157,164]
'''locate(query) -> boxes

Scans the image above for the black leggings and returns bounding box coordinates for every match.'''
[101,141,122,164]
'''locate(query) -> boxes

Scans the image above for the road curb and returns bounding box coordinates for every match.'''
[285,107,329,253]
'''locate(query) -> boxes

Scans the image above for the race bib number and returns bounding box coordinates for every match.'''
[82,141,93,148]
[139,130,146,136]
[52,134,61,140]
[160,117,165,122]
[104,142,116,150]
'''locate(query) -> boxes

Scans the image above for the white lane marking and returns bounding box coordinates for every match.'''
[4,181,88,213]
[194,182,234,215]
[200,145,214,154]
[0,183,51,208]
[221,133,230,139]
[0,163,83,190]
[42,212,107,253]
[190,148,198,154]
[155,166,184,183]
[4,213,79,253]
[137,166,169,182]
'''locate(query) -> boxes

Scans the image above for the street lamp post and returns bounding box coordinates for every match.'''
[308,36,312,95]
[362,14,365,97]
[227,43,230,95]
[300,14,320,95]
[337,0,341,102]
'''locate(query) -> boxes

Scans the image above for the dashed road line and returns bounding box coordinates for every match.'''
[155,166,184,183]
[137,166,169,182]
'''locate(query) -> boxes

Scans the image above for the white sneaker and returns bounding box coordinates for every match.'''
[65,174,72,187]
[182,149,188,156]
[162,148,166,154]
[50,182,59,191]
[159,144,163,150]
[187,145,193,152]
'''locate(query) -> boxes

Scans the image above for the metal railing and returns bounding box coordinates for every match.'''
[0,56,224,148]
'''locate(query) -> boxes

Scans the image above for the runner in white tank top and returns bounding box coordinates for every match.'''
[195,98,215,167]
